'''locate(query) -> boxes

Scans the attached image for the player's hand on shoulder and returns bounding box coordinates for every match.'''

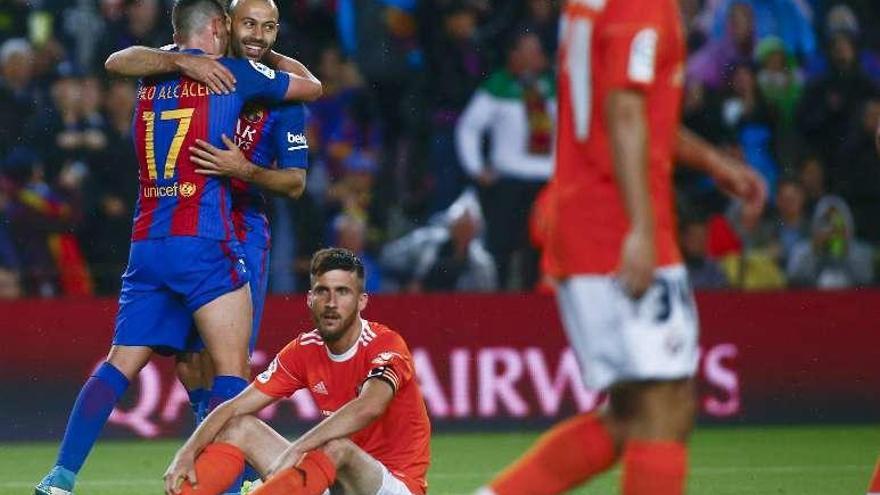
[163,449,198,495]
[618,227,655,299]
[191,134,253,180]
[175,53,236,95]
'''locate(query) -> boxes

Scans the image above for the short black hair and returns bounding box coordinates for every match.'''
[172,0,226,39]
[310,248,365,287]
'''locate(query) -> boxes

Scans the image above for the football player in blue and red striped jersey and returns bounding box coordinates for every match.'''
[95,1,313,490]
[102,0,311,424]
[35,1,320,494]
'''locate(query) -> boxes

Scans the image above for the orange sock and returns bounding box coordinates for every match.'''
[251,450,337,495]
[622,440,687,495]
[488,413,617,495]
[178,442,245,495]
[867,456,880,494]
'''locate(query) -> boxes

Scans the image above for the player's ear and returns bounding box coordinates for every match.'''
[358,291,368,312]
[306,290,315,309]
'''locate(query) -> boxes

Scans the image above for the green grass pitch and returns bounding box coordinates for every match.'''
[1,425,877,494]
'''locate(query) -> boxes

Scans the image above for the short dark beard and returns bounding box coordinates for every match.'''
[315,310,360,343]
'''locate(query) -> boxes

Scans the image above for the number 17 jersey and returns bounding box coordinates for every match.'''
[131,51,291,241]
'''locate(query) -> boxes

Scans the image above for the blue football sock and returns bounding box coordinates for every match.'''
[207,375,248,412]
[197,388,212,425]
[187,388,208,425]
[51,362,129,482]
[208,376,249,495]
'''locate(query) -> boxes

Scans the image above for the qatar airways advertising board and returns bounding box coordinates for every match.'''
[2,291,879,440]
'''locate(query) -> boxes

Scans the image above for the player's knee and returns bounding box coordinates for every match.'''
[216,414,260,446]
[321,438,356,467]
[106,346,152,380]
[648,381,697,440]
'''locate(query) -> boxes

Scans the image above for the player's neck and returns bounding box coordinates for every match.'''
[325,318,363,356]
[177,34,220,56]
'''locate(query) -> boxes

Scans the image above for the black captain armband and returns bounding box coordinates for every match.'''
[366,365,400,393]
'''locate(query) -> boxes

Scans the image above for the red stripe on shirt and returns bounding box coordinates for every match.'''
[170,77,211,237]
[231,107,269,243]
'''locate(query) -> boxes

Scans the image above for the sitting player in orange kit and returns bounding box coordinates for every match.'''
[163,248,431,495]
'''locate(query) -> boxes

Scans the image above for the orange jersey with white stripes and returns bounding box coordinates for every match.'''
[253,320,431,495]
[548,0,685,276]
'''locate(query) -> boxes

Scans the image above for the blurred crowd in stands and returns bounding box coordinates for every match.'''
[1,0,880,298]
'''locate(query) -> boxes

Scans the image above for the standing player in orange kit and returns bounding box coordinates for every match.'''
[477,0,764,494]
[163,248,430,495]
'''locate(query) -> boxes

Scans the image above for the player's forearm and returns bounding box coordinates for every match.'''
[264,50,318,83]
[607,90,654,233]
[291,395,385,453]
[675,127,725,175]
[178,390,273,457]
[265,50,323,102]
[249,167,306,199]
[178,401,239,456]
[105,46,181,77]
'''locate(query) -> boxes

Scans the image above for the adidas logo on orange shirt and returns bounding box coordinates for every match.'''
[312,381,328,395]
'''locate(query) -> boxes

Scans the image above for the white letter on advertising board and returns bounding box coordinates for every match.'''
[413,348,450,417]
[478,348,528,417]
[703,344,740,417]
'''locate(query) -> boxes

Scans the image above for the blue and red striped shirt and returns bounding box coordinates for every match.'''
[130,51,291,241]
[231,101,309,248]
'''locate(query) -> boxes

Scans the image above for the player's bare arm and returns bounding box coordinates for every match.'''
[606,89,655,298]
[266,378,394,477]
[676,127,767,213]
[104,46,237,95]
[104,46,321,101]
[263,49,322,101]
[164,385,276,495]
[190,135,307,199]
